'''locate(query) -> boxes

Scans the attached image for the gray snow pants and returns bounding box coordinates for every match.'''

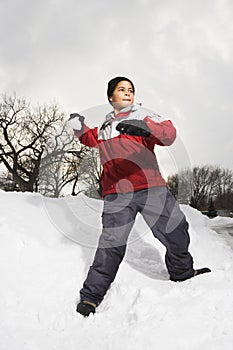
[80,186,194,305]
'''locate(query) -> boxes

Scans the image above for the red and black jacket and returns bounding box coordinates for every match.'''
[74,104,176,197]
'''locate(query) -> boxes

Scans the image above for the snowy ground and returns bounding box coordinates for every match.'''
[0,190,233,350]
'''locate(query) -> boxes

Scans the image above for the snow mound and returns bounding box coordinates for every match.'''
[0,190,233,350]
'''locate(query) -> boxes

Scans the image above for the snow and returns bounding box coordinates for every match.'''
[0,190,233,350]
[209,215,233,249]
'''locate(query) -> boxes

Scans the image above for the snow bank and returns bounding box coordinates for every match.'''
[0,190,233,350]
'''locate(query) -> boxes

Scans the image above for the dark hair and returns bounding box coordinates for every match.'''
[107,76,135,100]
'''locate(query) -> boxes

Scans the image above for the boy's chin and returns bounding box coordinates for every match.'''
[112,101,133,110]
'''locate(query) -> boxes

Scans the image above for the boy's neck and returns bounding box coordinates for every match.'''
[113,104,135,116]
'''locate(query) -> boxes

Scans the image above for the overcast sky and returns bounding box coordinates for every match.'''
[0,0,233,175]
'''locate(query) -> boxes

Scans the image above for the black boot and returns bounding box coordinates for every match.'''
[76,300,96,317]
[170,267,211,282]
[194,267,211,277]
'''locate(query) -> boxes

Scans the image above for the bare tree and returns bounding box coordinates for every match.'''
[0,170,19,191]
[191,166,213,208]
[38,144,88,197]
[0,95,42,191]
[215,168,233,197]
[167,168,192,205]
[0,94,82,194]
[167,165,233,210]
[167,173,179,199]
[214,168,233,210]
[78,147,102,198]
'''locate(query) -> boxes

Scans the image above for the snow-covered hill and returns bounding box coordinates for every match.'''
[0,190,233,350]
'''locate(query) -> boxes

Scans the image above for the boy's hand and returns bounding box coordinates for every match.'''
[116,119,151,137]
[67,113,85,131]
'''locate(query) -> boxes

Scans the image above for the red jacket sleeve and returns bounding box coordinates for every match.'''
[144,116,176,146]
[74,124,99,148]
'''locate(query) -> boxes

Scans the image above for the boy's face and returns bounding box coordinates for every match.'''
[109,80,134,111]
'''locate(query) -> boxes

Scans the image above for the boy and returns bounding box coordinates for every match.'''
[68,77,211,317]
